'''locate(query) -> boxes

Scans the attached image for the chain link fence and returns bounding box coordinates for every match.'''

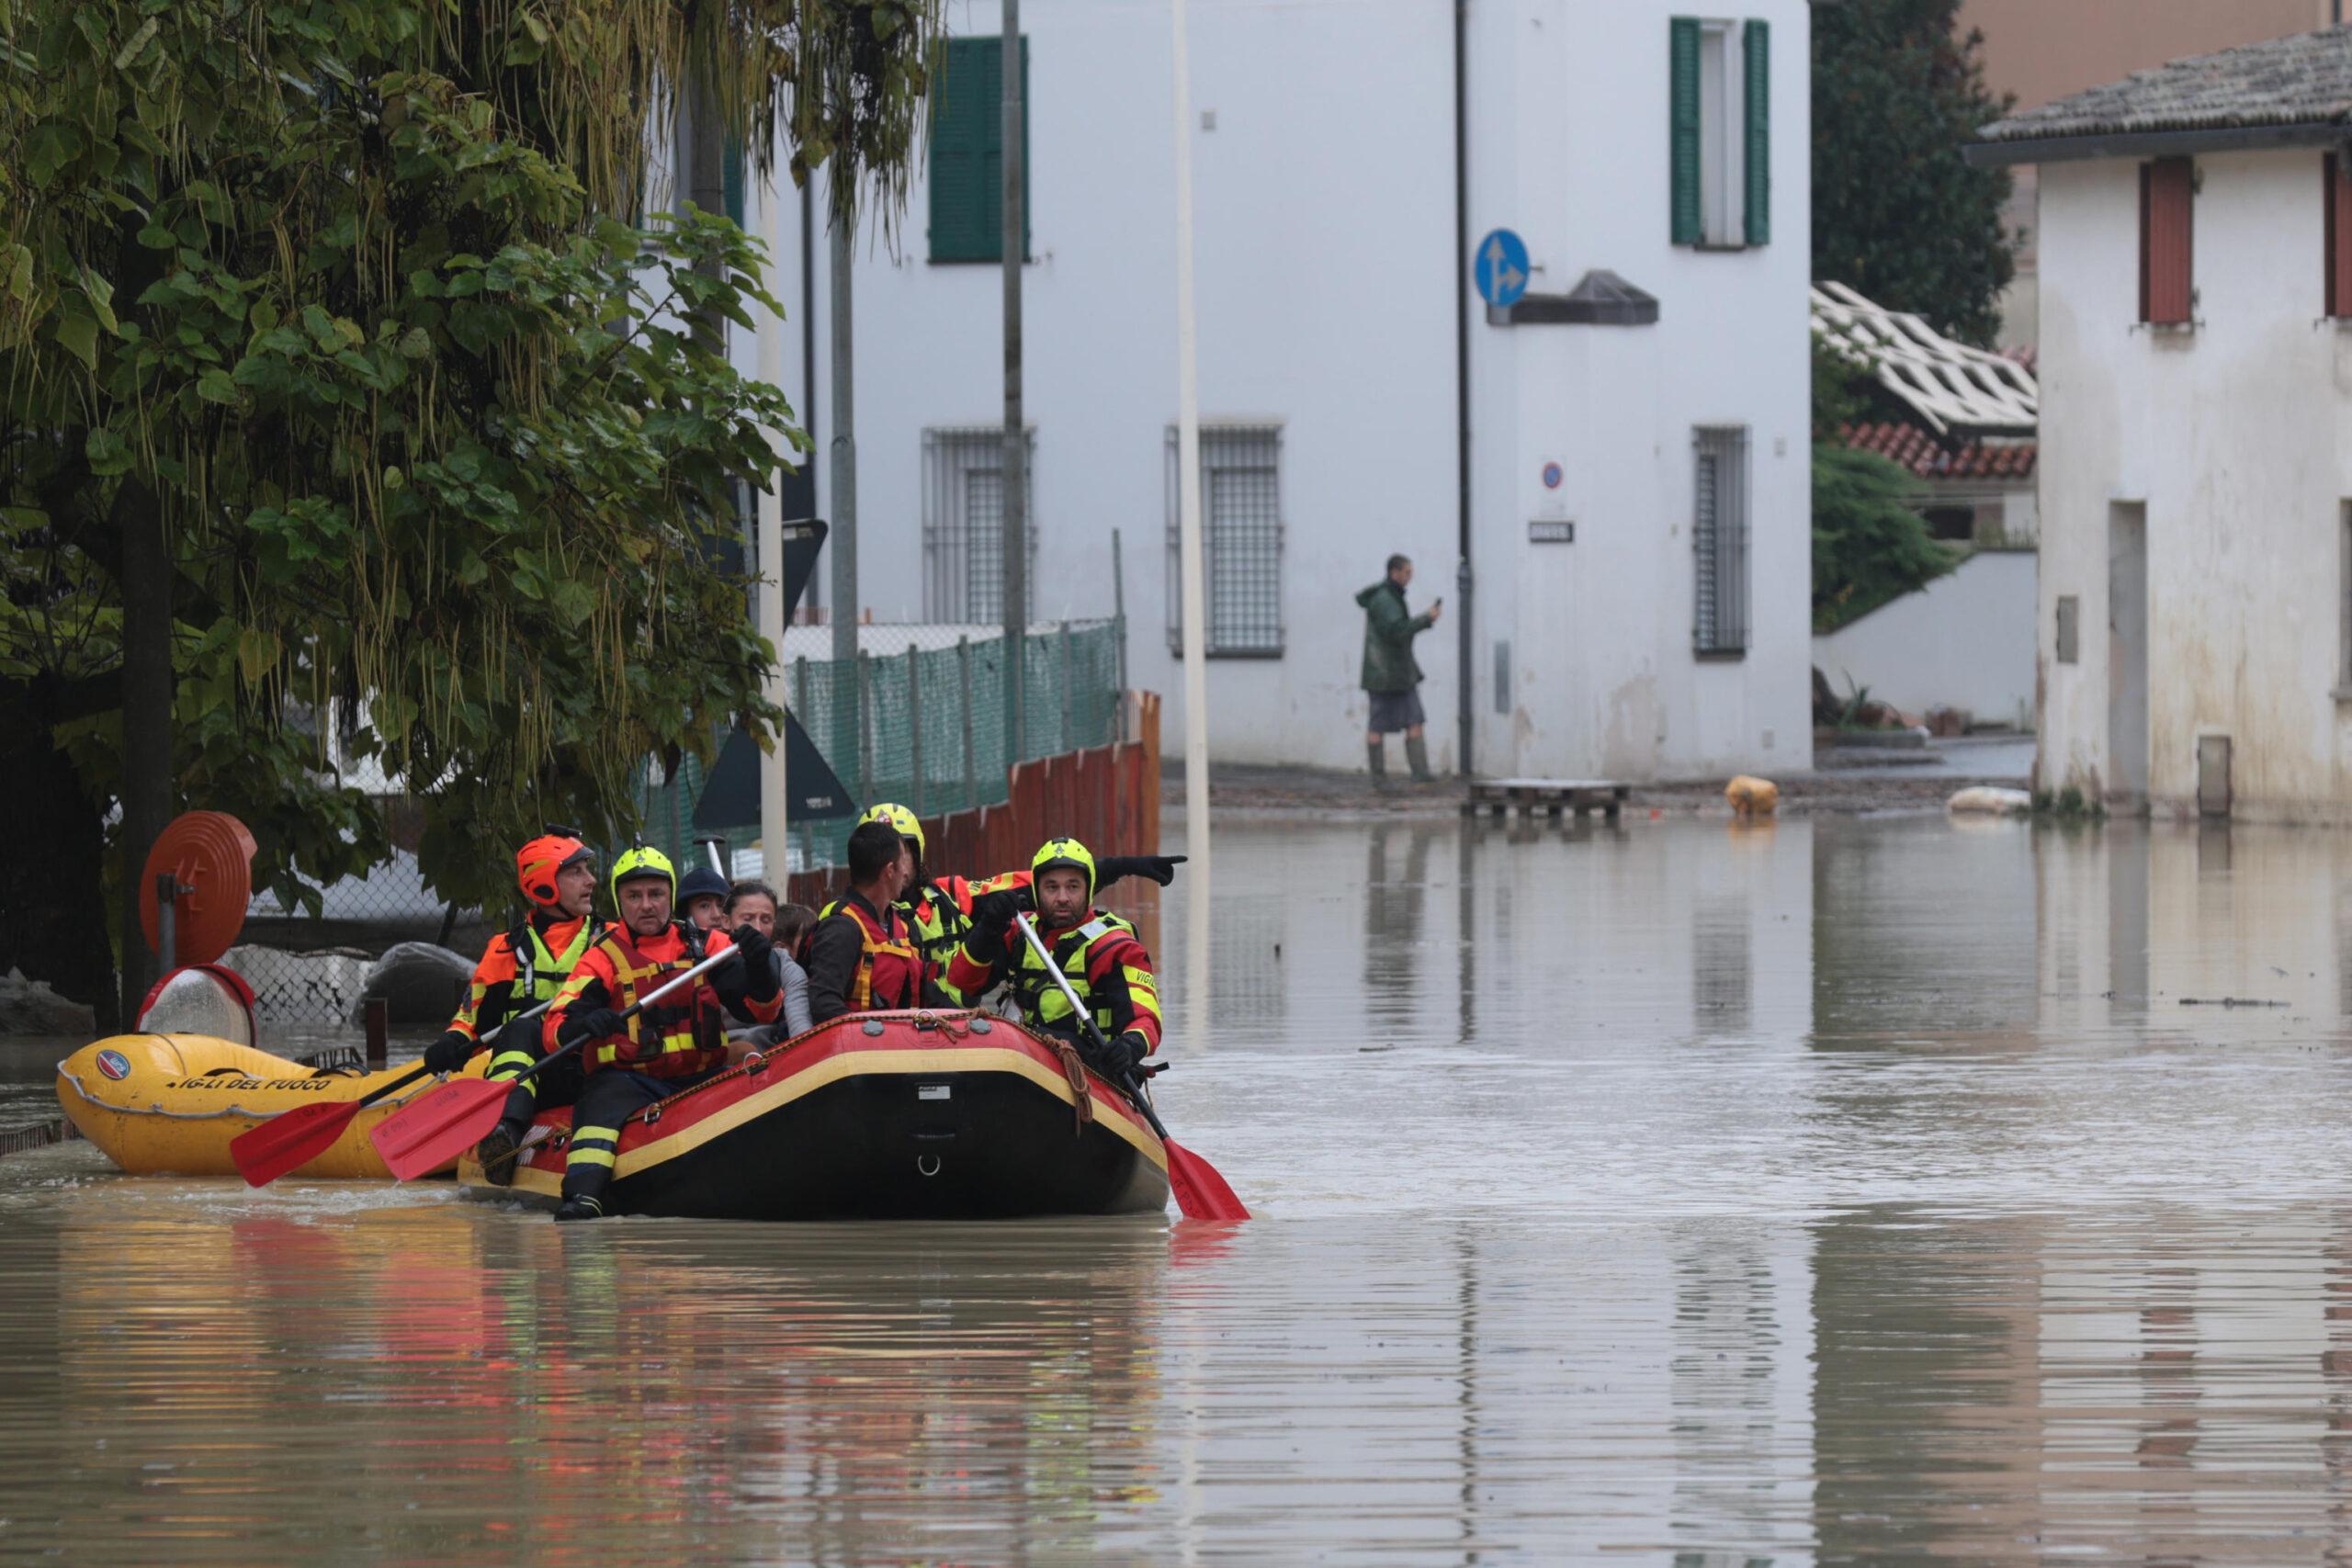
[639,617,1125,878]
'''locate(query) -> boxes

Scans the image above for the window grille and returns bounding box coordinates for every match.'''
[1692,426,1749,657]
[922,427,1036,624]
[1165,423,1284,658]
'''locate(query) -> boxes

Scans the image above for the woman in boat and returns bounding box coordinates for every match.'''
[722,880,814,1043]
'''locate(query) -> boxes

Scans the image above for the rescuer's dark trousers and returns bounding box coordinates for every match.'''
[497,1049,582,1131]
[559,1067,714,1206]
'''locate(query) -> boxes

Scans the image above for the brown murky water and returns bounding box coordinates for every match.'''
[8,812,2352,1562]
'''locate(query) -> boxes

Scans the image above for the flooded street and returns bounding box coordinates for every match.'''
[9,811,2352,1562]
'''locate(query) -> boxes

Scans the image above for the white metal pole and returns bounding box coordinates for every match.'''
[1170,0,1211,1024]
[756,175,791,879]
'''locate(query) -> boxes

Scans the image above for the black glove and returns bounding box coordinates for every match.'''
[422,1030,473,1075]
[1097,854,1186,887]
[730,925,779,1001]
[1086,1029,1150,1079]
[560,1006,627,1048]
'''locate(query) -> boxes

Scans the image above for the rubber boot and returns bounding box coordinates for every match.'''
[1406,735,1435,784]
[552,1193,605,1223]
[475,1117,531,1189]
[1367,739,1390,791]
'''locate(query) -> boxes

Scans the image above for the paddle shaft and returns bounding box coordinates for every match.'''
[1012,912,1171,1142]
[509,941,746,1089]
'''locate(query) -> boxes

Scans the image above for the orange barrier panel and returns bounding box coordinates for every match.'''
[786,710,1159,908]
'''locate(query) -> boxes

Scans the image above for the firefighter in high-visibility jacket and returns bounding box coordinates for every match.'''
[850,802,1185,997]
[540,845,783,1221]
[418,833,605,1184]
[943,838,1162,1077]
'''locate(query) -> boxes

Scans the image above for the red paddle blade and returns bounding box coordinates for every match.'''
[368,1077,510,1180]
[229,1100,366,1188]
[1164,1140,1249,1222]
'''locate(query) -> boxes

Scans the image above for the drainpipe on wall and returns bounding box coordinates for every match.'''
[1453,0,1476,778]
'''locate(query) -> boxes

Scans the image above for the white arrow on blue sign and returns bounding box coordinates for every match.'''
[1474,228,1530,308]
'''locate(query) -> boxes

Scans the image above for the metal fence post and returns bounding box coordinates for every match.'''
[907,642,924,818]
[794,655,809,728]
[1058,620,1074,753]
[959,636,977,811]
[857,649,873,803]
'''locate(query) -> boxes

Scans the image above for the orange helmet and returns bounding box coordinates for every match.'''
[516,833,596,908]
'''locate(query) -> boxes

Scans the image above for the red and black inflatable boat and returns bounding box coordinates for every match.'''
[458,1010,1171,1219]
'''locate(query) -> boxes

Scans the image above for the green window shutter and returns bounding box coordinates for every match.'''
[1743,19,1770,246]
[927,36,1029,264]
[1669,17,1701,245]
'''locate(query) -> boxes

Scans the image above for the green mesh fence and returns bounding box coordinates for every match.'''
[631,617,1126,880]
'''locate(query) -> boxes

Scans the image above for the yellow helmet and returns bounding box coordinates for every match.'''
[1030,837,1096,904]
[859,802,925,857]
[610,843,675,899]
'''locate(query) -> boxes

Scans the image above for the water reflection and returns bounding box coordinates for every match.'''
[6,815,2352,1560]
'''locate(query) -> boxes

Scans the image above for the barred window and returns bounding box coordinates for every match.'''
[922,427,1037,623]
[1165,423,1284,658]
[1692,425,1749,658]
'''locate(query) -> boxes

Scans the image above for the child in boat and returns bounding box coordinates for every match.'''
[723,881,814,1043]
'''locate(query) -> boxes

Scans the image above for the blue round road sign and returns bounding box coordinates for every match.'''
[1475,229,1530,308]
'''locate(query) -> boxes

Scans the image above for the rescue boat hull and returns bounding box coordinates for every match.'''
[466,1012,1170,1220]
[54,1034,481,1179]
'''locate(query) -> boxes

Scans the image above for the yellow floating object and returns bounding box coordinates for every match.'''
[1724,774,1780,815]
[54,1034,480,1179]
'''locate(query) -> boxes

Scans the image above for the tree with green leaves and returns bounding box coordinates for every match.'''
[1,0,937,1020]
[1813,0,2016,345]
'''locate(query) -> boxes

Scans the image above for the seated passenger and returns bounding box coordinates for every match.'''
[723,880,814,1043]
[677,865,731,933]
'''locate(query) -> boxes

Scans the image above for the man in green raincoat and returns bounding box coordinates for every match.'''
[1356,554,1442,784]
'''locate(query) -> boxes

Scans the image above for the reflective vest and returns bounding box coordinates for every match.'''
[906,872,1029,978]
[1010,912,1145,1042]
[512,912,600,1004]
[582,923,728,1078]
[830,896,921,1012]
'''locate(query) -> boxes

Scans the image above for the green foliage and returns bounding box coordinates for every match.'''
[1813,0,2017,345]
[1812,330,1876,443]
[1812,444,1960,632]
[0,0,934,919]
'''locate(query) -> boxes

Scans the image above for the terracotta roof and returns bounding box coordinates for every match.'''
[1979,27,2352,143]
[1843,422,2038,482]
[1812,282,2039,436]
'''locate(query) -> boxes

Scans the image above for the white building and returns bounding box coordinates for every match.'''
[741,0,1813,779]
[1973,28,2352,819]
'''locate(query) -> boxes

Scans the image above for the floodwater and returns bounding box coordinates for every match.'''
[8,812,2352,1562]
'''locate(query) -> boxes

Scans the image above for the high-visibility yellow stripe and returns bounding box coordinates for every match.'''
[494,1044,1167,1201]
[567,1147,616,1168]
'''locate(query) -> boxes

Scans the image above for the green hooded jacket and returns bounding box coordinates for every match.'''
[1356,578,1436,694]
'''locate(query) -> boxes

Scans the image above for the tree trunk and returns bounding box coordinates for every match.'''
[117,479,175,1019]
[0,679,120,1030]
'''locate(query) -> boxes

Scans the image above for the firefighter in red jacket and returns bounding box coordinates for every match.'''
[851,802,1184,992]
[943,837,1162,1077]
[804,820,923,1022]
[540,845,782,1222]
[419,832,604,1183]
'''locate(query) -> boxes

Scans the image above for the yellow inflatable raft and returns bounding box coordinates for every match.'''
[54,1034,480,1179]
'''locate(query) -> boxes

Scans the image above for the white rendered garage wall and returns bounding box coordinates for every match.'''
[1812,550,2037,728]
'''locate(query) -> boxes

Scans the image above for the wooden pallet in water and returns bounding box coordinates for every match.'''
[1464,777,1629,819]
